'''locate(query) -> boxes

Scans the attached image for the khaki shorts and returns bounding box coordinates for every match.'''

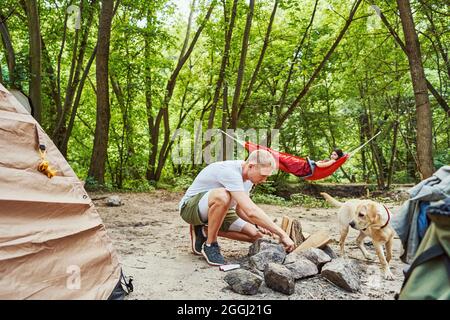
[180,191,240,232]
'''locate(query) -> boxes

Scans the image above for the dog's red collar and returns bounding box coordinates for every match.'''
[381,205,391,229]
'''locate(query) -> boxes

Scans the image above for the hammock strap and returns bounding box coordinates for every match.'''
[218,129,246,146]
[348,131,381,158]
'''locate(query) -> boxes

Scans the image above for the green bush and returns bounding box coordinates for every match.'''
[84,176,113,191]
[290,193,331,208]
[124,179,156,192]
[252,193,288,206]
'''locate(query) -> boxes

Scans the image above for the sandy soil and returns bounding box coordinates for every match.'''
[93,190,406,300]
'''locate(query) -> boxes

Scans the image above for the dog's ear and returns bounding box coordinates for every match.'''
[367,203,380,224]
[357,204,368,216]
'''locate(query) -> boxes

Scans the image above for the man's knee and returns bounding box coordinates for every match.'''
[250,230,264,242]
[210,188,231,207]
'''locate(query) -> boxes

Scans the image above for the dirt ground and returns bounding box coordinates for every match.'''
[93,190,406,300]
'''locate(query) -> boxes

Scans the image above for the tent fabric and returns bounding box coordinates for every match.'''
[244,141,348,180]
[0,83,122,299]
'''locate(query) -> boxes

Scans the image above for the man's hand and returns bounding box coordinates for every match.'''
[280,234,295,252]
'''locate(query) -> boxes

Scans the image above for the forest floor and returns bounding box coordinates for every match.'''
[93,190,407,300]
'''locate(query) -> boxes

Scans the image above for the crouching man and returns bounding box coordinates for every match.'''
[179,149,295,266]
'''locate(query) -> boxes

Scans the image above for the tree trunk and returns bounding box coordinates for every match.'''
[221,82,229,161]
[88,0,114,184]
[24,0,42,123]
[150,1,216,182]
[397,0,435,179]
[278,0,319,112]
[238,0,278,118]
[206,0,238,131]
[0,11,17,88]
[387,120,399,188]
[419,0,450,79]
[62,46,97,156]
[275,0,362,129]
[53,1,97,153]
[359,113,368,182]
[230,0,254,129]
[375,5,449,116]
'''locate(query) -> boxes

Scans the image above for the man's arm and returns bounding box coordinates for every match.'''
[231,191,294,252]
[236,205,272,236]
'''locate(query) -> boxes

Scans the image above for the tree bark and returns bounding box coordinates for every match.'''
[24,0,42,123]
[397,0,435,179]
[88,0,115,184]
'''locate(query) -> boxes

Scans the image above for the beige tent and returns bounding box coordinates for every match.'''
[0,83,124,299]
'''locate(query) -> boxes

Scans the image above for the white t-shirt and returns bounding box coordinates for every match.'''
[179,160,253,210]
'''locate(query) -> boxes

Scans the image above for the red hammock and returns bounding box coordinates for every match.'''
[244,141,349,181]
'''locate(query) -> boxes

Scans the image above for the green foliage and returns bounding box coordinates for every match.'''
[434,150,450,170]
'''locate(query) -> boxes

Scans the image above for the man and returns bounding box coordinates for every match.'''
[179,149,295,266]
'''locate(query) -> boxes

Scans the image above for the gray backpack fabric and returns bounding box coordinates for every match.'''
[391,166,450,263]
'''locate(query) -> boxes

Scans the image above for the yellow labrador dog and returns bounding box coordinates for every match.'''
[320,192,395,280]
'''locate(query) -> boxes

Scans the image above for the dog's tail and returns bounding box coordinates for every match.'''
[320,192,343,208]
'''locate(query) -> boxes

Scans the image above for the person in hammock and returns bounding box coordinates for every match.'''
[310,148,344,169]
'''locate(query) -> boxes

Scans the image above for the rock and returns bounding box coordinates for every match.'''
[284,257,318,280]
[106,195,122,207]
[248,238,284,256]
[264,263,295,295]
[224,269,263,295]
[291,248,332,267]
[322,245,338,259]
[250,249,286,271]
[321,258,361,292]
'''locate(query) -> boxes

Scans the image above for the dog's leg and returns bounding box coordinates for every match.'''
[339,226,349,257]
[374,242,394,280]
[385,237,393,263]
[356,232,373,260]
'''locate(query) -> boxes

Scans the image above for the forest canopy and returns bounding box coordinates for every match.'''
[1,0,448,191]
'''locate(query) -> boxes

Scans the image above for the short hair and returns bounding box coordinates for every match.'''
[246,149,276,169]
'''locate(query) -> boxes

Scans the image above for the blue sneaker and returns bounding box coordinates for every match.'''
[190,224,206,256]
[201,242,225,266]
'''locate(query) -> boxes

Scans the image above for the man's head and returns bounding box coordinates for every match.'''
[245,150,276,184]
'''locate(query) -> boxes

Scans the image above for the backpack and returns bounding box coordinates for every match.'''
[397,198,450,300]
